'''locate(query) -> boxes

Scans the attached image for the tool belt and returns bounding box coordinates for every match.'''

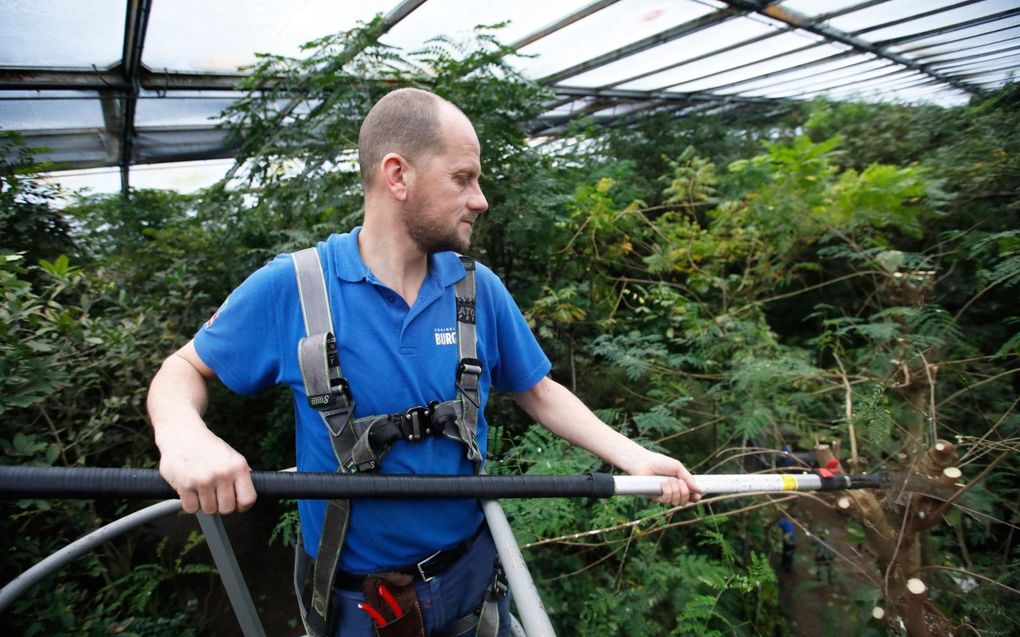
[334,538,470,591]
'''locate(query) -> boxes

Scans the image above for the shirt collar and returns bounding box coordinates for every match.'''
[332,226,467,286]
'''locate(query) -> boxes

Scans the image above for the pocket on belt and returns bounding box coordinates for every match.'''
[360,573,425,637]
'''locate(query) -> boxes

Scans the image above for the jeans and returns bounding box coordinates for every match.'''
[332,527,511,636]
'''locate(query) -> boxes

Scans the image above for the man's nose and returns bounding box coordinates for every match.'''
[468,183,488,213]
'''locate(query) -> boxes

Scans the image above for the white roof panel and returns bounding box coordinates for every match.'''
[617,30,818,90]
[558,15,779,88]
[515,0,717,79]
[0,90,104,130]
[143,0,392,72]
[669,42,849,93]
[0,0,125,69]
[380,0,588,53]
[828,0,989,34]
[134,91,241,128]
[860,1,1020,42]
[778,0,869,19]
[715,54,878,95]
[892,20,1020,54]
[916,36,1020,63]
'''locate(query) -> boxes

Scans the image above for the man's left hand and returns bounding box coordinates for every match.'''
[624,450,703,507]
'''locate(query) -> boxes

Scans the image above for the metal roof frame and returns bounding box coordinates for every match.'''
[1,0,1017,196]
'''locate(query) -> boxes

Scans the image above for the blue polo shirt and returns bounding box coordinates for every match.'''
[194,228,550,572]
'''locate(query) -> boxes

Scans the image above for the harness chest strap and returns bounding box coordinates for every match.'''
[289,247,482,635]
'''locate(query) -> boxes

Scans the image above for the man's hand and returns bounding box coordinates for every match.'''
[148,340,256,515]
[618,448,702,507]
[157,423,256,515]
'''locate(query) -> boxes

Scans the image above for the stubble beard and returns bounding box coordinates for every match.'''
[404,195,472,255]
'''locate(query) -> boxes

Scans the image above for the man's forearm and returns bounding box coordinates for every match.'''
[512,376,652,473]
[513,376,701,506]
[148,351,211,446]
[147,340,256,514]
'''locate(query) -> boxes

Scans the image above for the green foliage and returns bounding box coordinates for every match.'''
[4,11,1019,633]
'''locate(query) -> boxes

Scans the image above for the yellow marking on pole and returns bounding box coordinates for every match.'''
[780,474,798,491]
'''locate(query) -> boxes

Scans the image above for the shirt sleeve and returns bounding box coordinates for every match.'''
[478,264,552,394]
[193,255,293,396]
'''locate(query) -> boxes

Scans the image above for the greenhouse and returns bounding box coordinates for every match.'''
[2,1,1019,636]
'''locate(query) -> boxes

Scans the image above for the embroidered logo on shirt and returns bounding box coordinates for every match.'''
[434,327,457,346]
[205,298,228,329]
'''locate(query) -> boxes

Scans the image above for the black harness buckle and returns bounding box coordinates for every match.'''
[403,406,433,442]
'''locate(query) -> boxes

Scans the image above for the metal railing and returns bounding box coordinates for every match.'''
[0,497,549,636]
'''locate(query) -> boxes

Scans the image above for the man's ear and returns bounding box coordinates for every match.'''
[381,153,411,202]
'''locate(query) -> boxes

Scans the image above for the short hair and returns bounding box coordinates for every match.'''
[358,88,454,188]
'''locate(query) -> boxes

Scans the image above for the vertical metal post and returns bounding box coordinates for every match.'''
[481,499,557,637]
[196,513,267,637]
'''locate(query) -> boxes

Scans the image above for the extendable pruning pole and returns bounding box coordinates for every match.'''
[0,466,888,501]
[0,465,916,637]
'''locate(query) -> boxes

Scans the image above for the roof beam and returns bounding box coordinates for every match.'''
[877,7,1020,48]
[539,5,751,85]
[606,0,892,93]
[552,85,783,106]
[897,21,1020,56]
[720,0,983,95]
[510,0,622,49]
[119,0,154,197]
[851,0,989,39]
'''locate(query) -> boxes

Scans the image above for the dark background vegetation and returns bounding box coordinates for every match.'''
[2,22,1018,636]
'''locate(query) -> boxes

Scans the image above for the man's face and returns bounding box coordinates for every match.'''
[402,108,488,254]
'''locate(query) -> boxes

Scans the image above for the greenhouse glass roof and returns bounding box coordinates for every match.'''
[2,0,1018,194]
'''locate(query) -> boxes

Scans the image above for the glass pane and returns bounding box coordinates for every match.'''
[858,1,1020,42]
[143,0,393,72]
[813,71,928,99]
[515,0,717,80]
[17,130,110,168]
[827,0,986,34]
[0,91,104,130]
[759,62,902,97]
[0,0,125,68]
[560,15,779,88]
[381,0,589,53]
[669,42,846,93]
[917,36,1020,63]
[617,31,816,90]
[936,52,1020,72]
[967,68,1018,84]
[779,0,867,19]
[891,21,1020,54]
[134,129,232,164]
[715,54,880,95]
[135,90,242,127]
[42,159,235,195]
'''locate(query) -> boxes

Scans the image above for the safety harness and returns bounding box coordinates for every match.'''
[288,247,504,637]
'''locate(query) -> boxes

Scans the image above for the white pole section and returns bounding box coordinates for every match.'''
[613,474,824,496]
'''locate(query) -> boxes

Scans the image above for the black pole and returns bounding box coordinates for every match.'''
[0,466,617,501]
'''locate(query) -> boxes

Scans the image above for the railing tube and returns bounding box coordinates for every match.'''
[482,499,557,637]
[0,499,182,613]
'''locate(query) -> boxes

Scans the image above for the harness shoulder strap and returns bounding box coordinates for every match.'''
[291,247,353,637]
[453,256,482,464]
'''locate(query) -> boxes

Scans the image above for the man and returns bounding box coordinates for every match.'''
[148,88,701,636]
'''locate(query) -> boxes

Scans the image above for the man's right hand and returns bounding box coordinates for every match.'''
[158,424,257,515]
[148,340,257,515]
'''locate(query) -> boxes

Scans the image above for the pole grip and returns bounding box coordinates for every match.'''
[0,466,617,500]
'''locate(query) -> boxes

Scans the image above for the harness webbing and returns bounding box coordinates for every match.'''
[290,246,482,636]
